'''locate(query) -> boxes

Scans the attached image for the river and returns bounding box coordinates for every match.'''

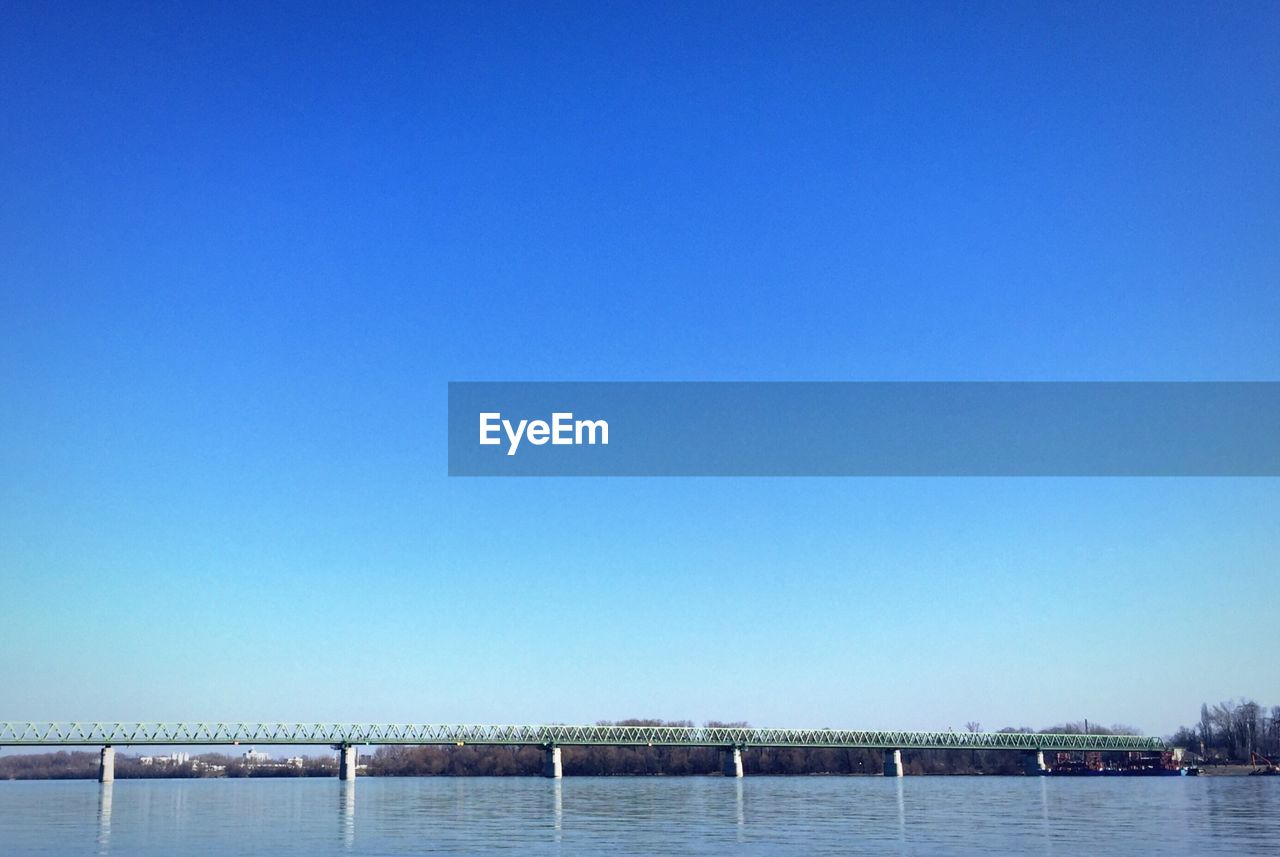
[1,775,1276,855]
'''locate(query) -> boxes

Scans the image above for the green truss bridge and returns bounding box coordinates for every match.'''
[0,722,1168,782]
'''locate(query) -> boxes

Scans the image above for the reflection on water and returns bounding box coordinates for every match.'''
[96,783,112,855]
[895,777,906,851]
[1039,776,1053,857]
[338,780,354,851]
[552,780,562,840]
[735,778,745,839]
[0,776,1276,855]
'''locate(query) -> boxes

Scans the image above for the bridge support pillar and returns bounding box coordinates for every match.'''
[98,746,115,783]
[1024,750,1047,775]
[883,749,903,777]
[543,745,562,779]
[722,747,744,778]
[338,744,357,781]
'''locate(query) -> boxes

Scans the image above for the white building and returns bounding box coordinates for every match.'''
[243,748,271,764]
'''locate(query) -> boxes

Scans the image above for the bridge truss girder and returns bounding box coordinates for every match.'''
[0,722,1165,752]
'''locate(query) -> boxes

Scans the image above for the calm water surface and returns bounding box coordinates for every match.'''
[1,776,1276,855]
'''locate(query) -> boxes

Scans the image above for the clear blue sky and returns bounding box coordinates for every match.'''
[1,2,1277,737]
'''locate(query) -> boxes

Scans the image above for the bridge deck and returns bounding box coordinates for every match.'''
[0,723,1165,751]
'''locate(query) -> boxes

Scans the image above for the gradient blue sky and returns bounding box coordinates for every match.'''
[2,2,1277,737]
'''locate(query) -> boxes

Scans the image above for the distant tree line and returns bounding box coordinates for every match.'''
[1169,699,1280,764]
[0,750,337,780]
[0,750,101,780]
[364,719,1138,777]
[4,708,1265,780]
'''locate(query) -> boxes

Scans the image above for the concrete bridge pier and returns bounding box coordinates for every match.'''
[883,748,903,777]
[338,744,357,781]
[543,745,562,779]
[1024,750,1047,775]
[98,746,115,783]
[722,747,744,778]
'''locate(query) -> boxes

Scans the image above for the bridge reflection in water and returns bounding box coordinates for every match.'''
[0,722,1168,782]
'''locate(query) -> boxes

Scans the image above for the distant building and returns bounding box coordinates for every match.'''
[243,748,271,765]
